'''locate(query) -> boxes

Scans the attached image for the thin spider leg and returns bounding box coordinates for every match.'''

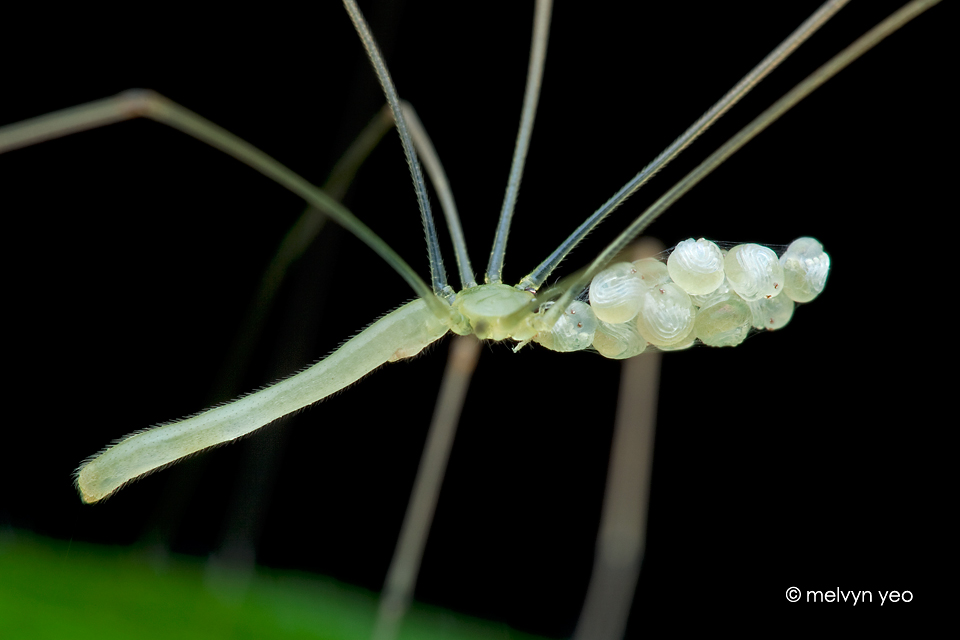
[573,241,663,640]
[485,0,553,285]
[0,89,451,320]
[401,102,478,290]
[215,99,476,397]
[0,97,138,153]
[372,335,483,640]
[264,100,478,302]
[518,0,850,291]
[211,105,397,398]
[342,0,451,299]
[543,0,941,326]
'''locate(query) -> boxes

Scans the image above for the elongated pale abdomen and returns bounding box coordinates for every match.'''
[77,299,449,503]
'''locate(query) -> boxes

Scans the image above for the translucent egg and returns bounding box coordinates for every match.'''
[689,277,737,309]
[593,319,646,359]
[589,262,644,323]
[655,322,698,351]
[634,282,697,347]
[667,238,725,295]
[780,236,830,302]
[748,294,795,331]
[632,257,670,288]
[695,295,752,347]
[534,301,598,352]
[724,243,784,301]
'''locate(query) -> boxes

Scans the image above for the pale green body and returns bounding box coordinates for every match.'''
[78,299,450,502]
[76,285,544,503]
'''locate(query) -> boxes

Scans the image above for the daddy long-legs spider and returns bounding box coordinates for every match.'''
[2,0,948,634]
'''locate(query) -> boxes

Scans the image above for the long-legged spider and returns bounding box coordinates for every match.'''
[2,1,946,634]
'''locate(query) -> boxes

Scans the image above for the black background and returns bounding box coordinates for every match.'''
[2,1,950,635]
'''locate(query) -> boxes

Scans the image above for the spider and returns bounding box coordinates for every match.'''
[1,1,946,635]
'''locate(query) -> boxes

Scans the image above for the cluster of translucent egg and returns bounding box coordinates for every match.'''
[533,237,829,358]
